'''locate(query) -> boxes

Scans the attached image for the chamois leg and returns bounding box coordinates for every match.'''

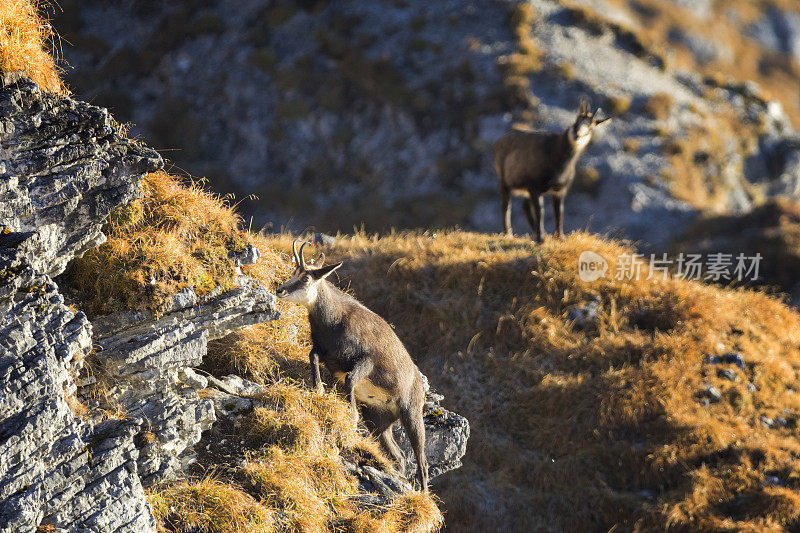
[400,396,428,491]
[381,424,406,477]
[500,184,512,236]
[309,350,323,394]
[362,408,406,476]
[344,359,373,422]
[552,193,565,239]
[524,194,546,244]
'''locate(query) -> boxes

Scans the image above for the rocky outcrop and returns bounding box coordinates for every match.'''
[0,74,161,531]
[0,73,160,277]
[86,273,279,486]
[203,373,470,500]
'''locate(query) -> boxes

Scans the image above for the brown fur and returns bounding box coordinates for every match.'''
[276,241,429,490]
[494,97,609,242]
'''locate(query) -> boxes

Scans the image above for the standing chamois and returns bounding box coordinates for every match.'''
[276,240,429,491]
[494,97,611,243]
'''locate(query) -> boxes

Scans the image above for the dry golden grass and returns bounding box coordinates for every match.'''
[350,493,444,533]
[606,94,632,115]
[63,171,287,315]
[0,0,63,93]
[622,138,641,153]
[149,478,273,533]
[186,378,440,532]
[505,3,542,75]
[495,2,541,113]
[263,230,800,530]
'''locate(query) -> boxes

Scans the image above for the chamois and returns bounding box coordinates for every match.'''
[494,97,611,243]
[275,240,429,491]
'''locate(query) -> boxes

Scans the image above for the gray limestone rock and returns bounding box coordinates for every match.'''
[86,278,279,485]
[0,73,161,532]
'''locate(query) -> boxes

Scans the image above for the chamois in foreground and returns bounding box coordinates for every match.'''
[276,240,429,491]
[494,97,611,243]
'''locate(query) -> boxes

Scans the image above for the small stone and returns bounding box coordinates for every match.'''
[775,417,788,427]
[703,354,722,365]
[760,415,774,428]
[722,352,746,370]
[742,81,762,99]
[566,300,600,330]
[230,244,260,266]
[221,374,262,395]
[763,475,782,486]
[703,383,721,403]
[166,287,198,312]
[746,383,757,393]
[180,368,208,389]
[717,368,737,381]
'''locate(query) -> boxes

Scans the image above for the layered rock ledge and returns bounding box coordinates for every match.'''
[0,73,162,532]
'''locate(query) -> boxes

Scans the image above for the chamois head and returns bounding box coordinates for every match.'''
[276,240,342,307]
[569,97,611,148]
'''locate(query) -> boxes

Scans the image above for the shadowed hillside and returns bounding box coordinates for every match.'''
[275,231,800,530]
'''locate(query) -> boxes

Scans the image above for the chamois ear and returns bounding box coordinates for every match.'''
[594,116,612,126]
[578,96,588,115]
[311,262,343,280]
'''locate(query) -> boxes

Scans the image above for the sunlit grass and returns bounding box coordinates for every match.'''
[0,0,64,93]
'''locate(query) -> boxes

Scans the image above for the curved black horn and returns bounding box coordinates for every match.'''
[312,252,325,266]
[298,240,312,269]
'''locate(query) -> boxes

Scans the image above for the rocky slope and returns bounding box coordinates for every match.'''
[0,72,162,532]
[53,0,800,245]
[0,73,468,532]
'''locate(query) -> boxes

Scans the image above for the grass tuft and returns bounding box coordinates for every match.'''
[643,92,675,120]
[500,3,542,77]
[0,0,64,93]
[62,171,287,315]
[149,478,273,533]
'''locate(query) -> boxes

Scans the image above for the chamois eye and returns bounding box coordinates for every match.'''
[301,274,310,283]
